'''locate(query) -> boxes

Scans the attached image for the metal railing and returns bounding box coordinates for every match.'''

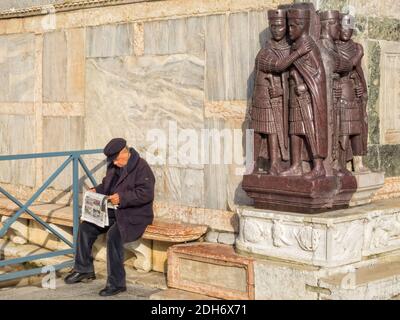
[0,149,103,282]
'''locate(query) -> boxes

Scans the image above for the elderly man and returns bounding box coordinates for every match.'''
[64,138,155,296]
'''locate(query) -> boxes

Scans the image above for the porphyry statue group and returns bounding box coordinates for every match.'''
[251,6,368,180]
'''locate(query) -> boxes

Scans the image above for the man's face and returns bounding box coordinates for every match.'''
[288,19,305,41]
[270,19,286,41]
[113,147,130,168]
[325,19,341,40]
[340,27,353,41]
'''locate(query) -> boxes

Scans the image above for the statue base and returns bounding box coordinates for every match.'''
[234,199,400,299]
[242,173,357,213]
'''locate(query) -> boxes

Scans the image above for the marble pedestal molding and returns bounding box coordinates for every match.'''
[235,198,400,268]
[349,171,385,207]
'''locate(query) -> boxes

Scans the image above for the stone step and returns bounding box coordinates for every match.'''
[150,288,219,300]
[167,243,255,300]
[0,239,168,290]
[252,250,400,300]
[317,253,400,300]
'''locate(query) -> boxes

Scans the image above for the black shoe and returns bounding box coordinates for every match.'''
[64,271,96,284]
[99,286,127,297]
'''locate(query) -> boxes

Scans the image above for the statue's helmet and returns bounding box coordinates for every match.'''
[340,13,356,30]
[268,9,286,21]
[319,10,340,21]
[287,9,310,20]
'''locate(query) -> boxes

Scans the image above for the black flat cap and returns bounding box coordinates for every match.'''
[103,138,127,161]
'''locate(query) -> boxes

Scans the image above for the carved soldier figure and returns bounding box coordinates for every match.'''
[335,14,368,175]
[319,10,363,171]
[251,9,312,174]
[280,8,328,179]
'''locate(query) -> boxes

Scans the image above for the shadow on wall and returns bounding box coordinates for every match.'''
[48,158,107,205]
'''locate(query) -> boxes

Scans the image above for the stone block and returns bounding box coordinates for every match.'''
[152,240,172,273]
[0,33,35,103]
[0,216,29,245]
[168,243,255,300]
[153,202,239,233]
[86,23,134,58]
[144,16,205,58]
[43,29,85,102]
[349,171,385,206]
[124,238,153,272]
[84,54,204,153]
[318,253,400,300]
[205,14,228,101]
[378,40,400,145]
[254,259,319,300]
[42,116,84,190]
[227,12,249,100]
[217,232,236,245]
[27,220,72,251]
[204,117,228,210]
[180,168,204,207]
[252,249,400,300]
[0,114,36,187]
[205,230,219,243]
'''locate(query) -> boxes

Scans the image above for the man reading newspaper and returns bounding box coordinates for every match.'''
[64,138,155,296]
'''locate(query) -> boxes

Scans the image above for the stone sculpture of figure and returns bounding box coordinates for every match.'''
[335,14,368,175]
[280,8,328,179]
[319,10,362,172]
[251,9,312,175]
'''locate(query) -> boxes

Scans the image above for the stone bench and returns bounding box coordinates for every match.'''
[0,198,208,272]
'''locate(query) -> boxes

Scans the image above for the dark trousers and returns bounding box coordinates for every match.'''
[73,218,126,288]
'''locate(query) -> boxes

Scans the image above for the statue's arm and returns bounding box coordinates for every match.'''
[257,50,302,73]
[352,44,364,66]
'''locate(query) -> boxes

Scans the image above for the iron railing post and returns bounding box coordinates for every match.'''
[72,154,80,253]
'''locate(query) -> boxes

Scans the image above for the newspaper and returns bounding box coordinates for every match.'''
[81,191,117,228]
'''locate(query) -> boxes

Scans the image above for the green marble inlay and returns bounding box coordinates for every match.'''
[317,0,349,11]
[354,15,368,39]
[363,144,400,177]
[368,17,400,42]
[367,40,381,145]
[378,145,400,177]
[363,145,380,173]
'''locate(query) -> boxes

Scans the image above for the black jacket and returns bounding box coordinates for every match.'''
[95,148,155,243]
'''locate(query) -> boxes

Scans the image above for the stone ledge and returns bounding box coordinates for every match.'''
[0,198,208,242]
[143,219,207,242]
[0,0,158,19]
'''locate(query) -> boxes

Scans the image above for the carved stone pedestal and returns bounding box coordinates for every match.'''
[242,174,357,213]
[234,198,400,299]
[236,198,400,267]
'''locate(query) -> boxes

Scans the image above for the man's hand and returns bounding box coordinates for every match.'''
[355,85,364,98]
[295,84,307,96]
[109,193,120,205]
[296,39,313,57]
[268,86,283,98]
[88,188,96,193]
